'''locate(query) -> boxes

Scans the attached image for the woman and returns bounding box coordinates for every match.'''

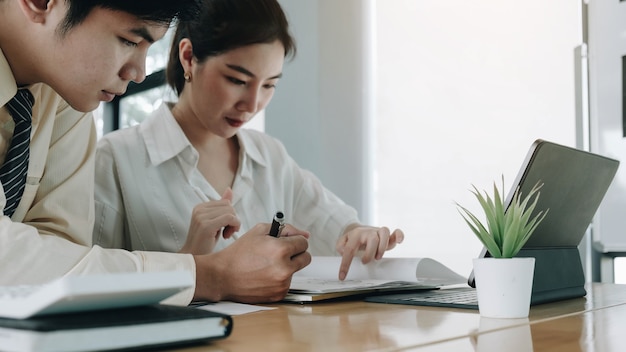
[94,0,403,281]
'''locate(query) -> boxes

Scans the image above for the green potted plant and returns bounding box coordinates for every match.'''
[456,177,548,318]
[457,177,548,259]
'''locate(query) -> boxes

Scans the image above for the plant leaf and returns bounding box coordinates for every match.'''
[456,205,503,258]
[456,178,548,258]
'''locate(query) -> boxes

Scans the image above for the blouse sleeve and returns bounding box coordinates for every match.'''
[93,136,128,249]
[265,137,360,256]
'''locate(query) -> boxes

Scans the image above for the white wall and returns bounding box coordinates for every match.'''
[374,1,582,276]
[269,1,583,277]
[268,0,374,221]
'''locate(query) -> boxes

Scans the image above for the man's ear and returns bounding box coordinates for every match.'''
[18,0,53,23]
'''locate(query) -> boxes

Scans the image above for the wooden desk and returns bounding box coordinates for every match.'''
[171,284,626,351]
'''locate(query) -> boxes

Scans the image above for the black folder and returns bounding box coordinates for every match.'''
[0,304,233,352]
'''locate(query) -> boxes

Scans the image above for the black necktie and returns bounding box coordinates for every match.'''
[0,89,34,218]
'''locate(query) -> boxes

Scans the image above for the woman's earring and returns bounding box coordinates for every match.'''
[184,72,192,82]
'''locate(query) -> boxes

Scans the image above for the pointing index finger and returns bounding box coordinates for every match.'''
[338,248,357,281]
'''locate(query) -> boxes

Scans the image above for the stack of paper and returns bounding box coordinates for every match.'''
[285,256,466,302]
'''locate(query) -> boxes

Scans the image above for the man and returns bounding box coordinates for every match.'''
[0,0,311,304]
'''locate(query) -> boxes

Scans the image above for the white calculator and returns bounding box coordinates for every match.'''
[0,271,193,319]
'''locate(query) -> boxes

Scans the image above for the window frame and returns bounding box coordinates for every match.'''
[101,69,166,134]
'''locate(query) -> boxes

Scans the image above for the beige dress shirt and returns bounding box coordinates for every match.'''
[93,103,360,255]
[0,50,194,305]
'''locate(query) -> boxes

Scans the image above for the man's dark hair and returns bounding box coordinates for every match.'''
[59,0,202,35]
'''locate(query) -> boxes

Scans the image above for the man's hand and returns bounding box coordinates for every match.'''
[192,222,311,303]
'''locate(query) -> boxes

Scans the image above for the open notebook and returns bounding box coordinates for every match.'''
[366,139,620,309]
[284,256,466,302]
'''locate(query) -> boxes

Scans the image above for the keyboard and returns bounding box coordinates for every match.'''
[0,271,193,319]
[364,287,479,309]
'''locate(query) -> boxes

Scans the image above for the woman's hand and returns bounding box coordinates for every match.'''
[335,224,404,280]
[179,188,240,255]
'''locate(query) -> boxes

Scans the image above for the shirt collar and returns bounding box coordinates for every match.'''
[0,48,18,108]
[141,103,269,170]
[236,128,268,169]
[0,49,44,128]
[139,103,267,167]
[141,103,195,166]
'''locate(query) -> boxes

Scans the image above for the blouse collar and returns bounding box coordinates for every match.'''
[141,102,268,170]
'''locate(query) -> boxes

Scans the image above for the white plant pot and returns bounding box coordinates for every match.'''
[472,257,535,318]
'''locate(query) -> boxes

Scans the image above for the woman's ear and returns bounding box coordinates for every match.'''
[178,39,195,73]
[17,0,53,23]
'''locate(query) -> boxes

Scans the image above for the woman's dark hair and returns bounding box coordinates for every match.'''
[166,0,296,96]
[58,0,202,36]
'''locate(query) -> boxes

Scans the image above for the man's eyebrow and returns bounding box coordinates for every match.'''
[129,27,156,44]
[226,64,282,80]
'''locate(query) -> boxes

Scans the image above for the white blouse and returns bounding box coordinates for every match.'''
[93,103,360,255]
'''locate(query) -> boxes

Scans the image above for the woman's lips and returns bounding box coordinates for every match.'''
[226,117,245,128]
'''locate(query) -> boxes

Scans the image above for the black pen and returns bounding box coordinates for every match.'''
[269,211,285,237]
